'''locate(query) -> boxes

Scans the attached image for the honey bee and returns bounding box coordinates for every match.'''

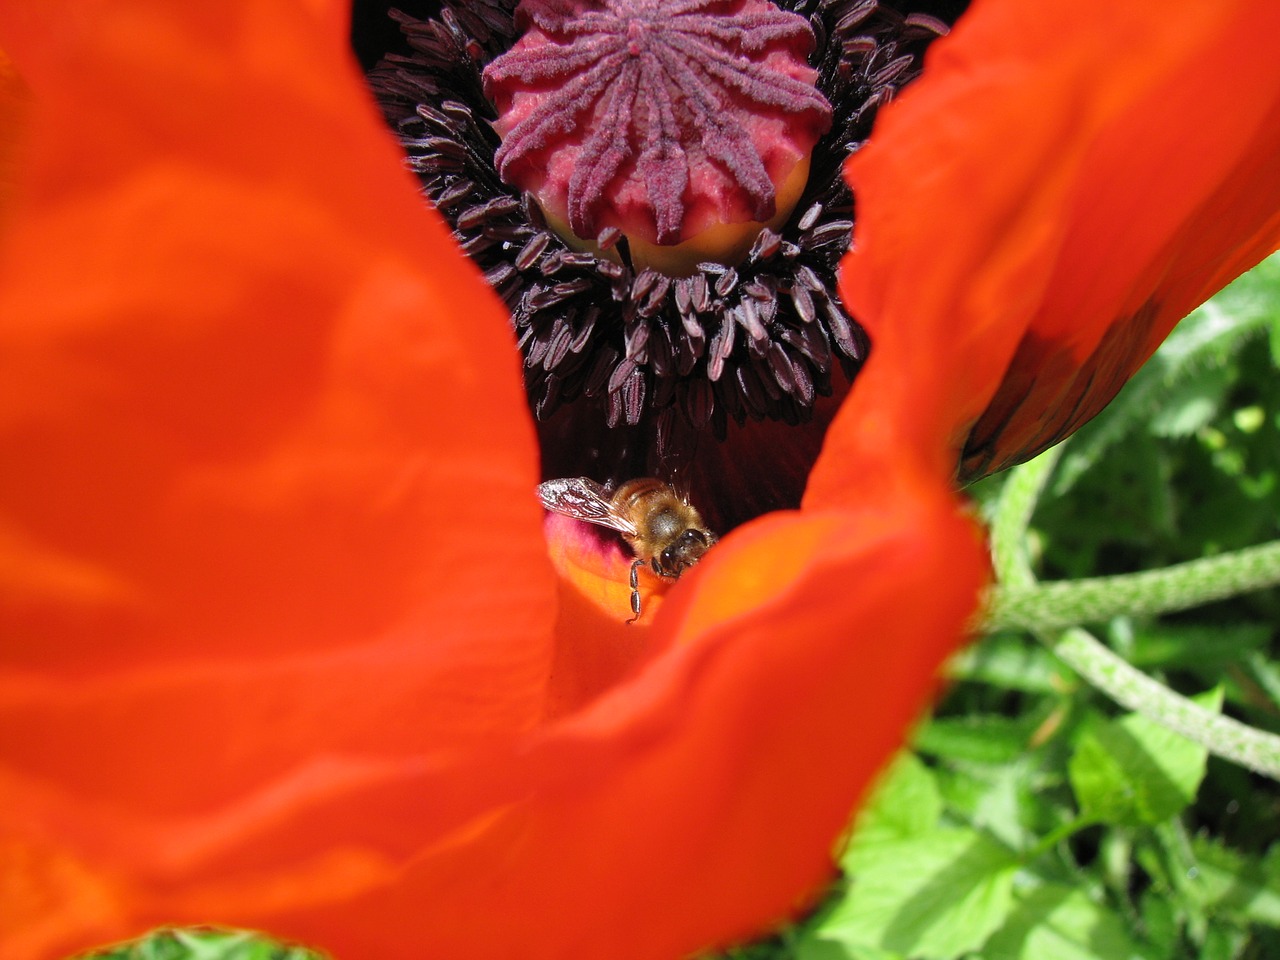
[537,476,718,622]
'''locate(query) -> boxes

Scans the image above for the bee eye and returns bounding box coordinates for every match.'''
[664,529,708,566]
[682,530,708,550]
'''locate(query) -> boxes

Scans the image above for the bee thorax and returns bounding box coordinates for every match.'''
[645,507,688,544]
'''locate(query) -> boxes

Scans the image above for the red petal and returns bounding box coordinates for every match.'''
[0,3,553,952]
[963,1,1280,478]
[358,498,980,960]
[3,486,982,960]
[831,0,1280,483]
[0,45,28,231]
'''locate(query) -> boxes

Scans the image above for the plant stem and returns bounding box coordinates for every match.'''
[1023,813,1100,862]
[985,540,1280,632]
[979,450,1280,781]
[989,447,1061,589]
[1045,628,1280,781]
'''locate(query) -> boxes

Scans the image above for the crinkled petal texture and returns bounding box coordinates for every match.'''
[0,4,981,959]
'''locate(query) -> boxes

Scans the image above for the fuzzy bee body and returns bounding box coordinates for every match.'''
[537,476,718,622]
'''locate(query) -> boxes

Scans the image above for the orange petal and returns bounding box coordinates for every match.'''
[814,0,1280,491]
[381,496,982,960]
[0,45,30,234]
[1,481,982,960]
[0,3,553,954]
[823,0,1280,485]
[962,1,1280,478]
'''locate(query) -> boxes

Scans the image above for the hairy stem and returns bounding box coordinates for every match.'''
[1046,628,1280,781]
[988,447,1061,590]
[986,540,1280,632]
[980,452,1280,782]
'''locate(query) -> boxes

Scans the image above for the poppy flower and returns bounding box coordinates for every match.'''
[0,6,1276,960]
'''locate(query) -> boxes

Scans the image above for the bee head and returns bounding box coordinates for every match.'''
[659,528,715,577]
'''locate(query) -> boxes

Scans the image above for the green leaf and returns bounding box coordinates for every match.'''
[74,930,322,960]
[74,931,322,960]
[934,758,1046,852]
[1187,837,1280,927]
[1222,253,1280,368]
[946,634,1072,693]
[978,883,1153,960]
[848,752,942,848]
[792,940,904,960]
[1148,363,1234,439]
[821,827,1018,960]
[916,714,1037,765]
[1201,924,1250,960]
[1243,650,1280,709]
[1138,888,1179,958]
[1068,689,1222,826]
[1126,622,1271,669]
[965,762,1035,851]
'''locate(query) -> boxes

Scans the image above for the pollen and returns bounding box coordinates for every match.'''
[482,0,832,268]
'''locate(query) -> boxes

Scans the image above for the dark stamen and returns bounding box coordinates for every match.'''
[365,0,959,527]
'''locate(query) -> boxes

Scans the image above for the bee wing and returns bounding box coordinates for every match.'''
[537,477,638,536]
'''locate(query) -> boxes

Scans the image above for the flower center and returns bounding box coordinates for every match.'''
[626,18,647,55]
[366,0,957,527]
[481,0,832,274]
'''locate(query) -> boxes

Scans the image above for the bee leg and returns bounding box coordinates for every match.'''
[626,558,645,624]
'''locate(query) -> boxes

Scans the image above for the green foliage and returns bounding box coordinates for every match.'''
[79,930,321,960]
[979,884,1152,960]
[818,757,1018,959]
[1038,255,1280,577]
[76,266,1280,960]
[1068,689,1222,827]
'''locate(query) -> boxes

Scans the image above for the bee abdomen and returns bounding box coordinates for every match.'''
[612,477,674,515]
